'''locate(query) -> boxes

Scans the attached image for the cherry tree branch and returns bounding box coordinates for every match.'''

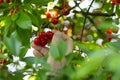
[76,0,95,41]
[41,0,115,38]
[73,11,115,17]
[74,0,111,39]
[41,5,76,28]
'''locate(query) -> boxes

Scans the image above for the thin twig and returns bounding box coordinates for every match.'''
[74,1,108,39]
[73,11,115,17]
[78,0,95,41]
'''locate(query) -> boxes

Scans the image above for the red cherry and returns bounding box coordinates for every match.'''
[48,10,59,18]
[107,36,112,41]
[62,9,70,16]
[40,38,47,46]
[45,12,51,18]
[38,32,47,39]
[51,18,58,24]
[3,59,7,64]
[46,31,54,40]
[0,0,3,3]
[106,29,113,34]
[111,1,116,6]
[34,38,41,45]
[7,0,10,3]
[117,0,120,3]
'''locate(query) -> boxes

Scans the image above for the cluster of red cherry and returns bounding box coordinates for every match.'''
[45,2,70,25]
[34,31,54,46]
[0,0,10,3]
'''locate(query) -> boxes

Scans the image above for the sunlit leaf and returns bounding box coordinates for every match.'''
[3,16,12,36]
[57,39,67,59]
[28,13,39,27]
[4,31,28,57]
[16,27,31,47]
[105,40,120,53]
[31,0,52,5]
[75,41,101,54]
[0,54,7,59]
[107,54,120,71]
[16,10,32,29]
[11,13,19,21]
[74,49,106,79]
[50,44,60,60]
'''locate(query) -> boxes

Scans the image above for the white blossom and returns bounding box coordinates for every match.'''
[7,56,26,72]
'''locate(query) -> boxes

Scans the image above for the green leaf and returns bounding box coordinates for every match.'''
[23,57,40,66]
[103,2,113,14]
[28,13,39,27]
[23,56,48,65]
[23,4,33,13]
[105,40,120,53]
[23,0,32,4]
[107,54,120,71]
[57,39,67,59]
[116,4,120,16]
[11,13,19,21]
[16,27,31,47]
[36,70,47,80]
[76,42,101,53]
[50,44,60,60]
[31,0,52,5]
[9,73,24,80]
[98,20,117,32]
[16,11,32,29]
[50,40,68,61]
[66,53,76,64]
[23,56,51,71]
[0,54,8,59]
[31,9,45,27]
[61,66,75,79]
[4,31,28,57]
[4,16,12,36]
[74,49,106,79]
